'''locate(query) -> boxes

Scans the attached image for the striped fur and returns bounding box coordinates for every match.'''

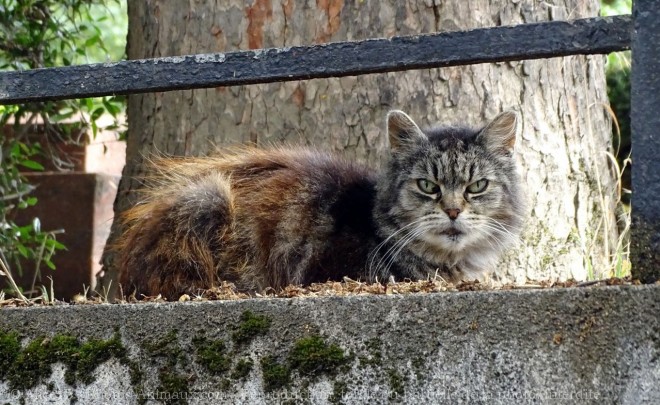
[116,111,526,299]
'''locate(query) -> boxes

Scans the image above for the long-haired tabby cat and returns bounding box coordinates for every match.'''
[116,110,525,299]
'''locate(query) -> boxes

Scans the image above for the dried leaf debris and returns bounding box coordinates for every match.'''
[0,276,642,307]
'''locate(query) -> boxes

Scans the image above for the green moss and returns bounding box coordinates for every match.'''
[218,377,232,391]
[329,380,348,405]
[142,330,197,404]
[8,337,55,391]
[387,368,406,400]
[192,336,230,374]
[411,357,426,382]
[0,331,20,380]
[1,331,133,392]
[358,337,382,368]
[143,330,183,368]
[260,355,290,391]
[77,335,127,385]
[289,335,347,376]
[232,310,271,345]
[156,370,190,405]
[230,358,253,380]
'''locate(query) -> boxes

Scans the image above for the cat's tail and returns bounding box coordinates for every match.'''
[115,170,234,300]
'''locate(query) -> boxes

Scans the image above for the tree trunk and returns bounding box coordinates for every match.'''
[100,0,618,294]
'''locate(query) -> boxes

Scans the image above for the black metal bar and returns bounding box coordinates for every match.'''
[630,3,660,283]
[0,15,631,105]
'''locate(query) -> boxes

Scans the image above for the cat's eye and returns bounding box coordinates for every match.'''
[466,179,489,194]
[417,179,440,194]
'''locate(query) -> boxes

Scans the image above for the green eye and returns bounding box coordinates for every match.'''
[466,179,489,194]
[416,179,440,194]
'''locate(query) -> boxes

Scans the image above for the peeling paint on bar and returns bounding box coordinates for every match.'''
[194,53,227,63]
[152,56,186,64]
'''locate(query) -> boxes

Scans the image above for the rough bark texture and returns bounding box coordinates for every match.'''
[100,0,618,292]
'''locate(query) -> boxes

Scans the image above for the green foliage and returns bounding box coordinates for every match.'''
[230,358,254,381]
[288,335,347,376]
[192,336,231,374]
[601,0,631,203]
[0,331,20,380]
[260,355,291,391]
[601,0,632,17]
[232,310,271,344]
[0,0,127,297]
[3,332,128,391]
[607,66,630,159]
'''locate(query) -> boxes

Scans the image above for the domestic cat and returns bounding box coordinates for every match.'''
[115,110,526,299]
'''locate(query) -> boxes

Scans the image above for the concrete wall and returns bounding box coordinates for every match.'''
[0,285,658,404]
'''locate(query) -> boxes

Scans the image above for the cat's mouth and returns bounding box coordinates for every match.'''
[440,227,463,238]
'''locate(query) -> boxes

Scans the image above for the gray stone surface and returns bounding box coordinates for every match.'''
[0,285,658,404]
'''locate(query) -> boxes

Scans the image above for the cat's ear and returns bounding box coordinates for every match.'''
[477,111,521,154]
[387,110,428,150]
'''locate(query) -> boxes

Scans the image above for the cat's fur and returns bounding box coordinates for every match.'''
[116,110,525,299]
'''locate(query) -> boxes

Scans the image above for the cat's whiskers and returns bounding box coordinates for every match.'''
[380,223,440,277]
[483,218,521,242]
[471,222,519,252]
[368,215,442,277]
[471,226,509,251]
[368,219,426,276]
[467,226,499,251]
[378,227,425,276]
[370,224,430,279]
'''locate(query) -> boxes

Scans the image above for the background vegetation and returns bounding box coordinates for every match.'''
[602,0,632,205]
[0,0,127,300]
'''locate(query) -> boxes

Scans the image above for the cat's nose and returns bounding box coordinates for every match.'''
[445,208,461,220]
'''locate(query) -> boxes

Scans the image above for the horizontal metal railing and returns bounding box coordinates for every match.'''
[0,15,630,104]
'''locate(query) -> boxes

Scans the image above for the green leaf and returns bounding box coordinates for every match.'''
[90,106,104,121]
[26,197,38,206]
[47,240,66,251]
[102,98,120,116]
[84,36,99,48]
[19,160,44,171]
[44,259,56,270]
[16,243,28,258]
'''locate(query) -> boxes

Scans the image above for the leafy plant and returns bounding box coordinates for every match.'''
[0,0,127,299]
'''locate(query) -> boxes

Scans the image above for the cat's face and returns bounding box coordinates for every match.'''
[375,110,525,267]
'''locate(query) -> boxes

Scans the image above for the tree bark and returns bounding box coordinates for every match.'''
[100,0,618,293]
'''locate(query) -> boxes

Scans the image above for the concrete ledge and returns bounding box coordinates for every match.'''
[0,285,658,404]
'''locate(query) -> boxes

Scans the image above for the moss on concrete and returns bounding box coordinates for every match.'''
[192,336,231,374]
[232,310,271,345]
[2,334,129,391]
[143,330,183,368]
[230,358,253,381]
[329,380,348,405]
[76,334,128,385]
[289,335,348,376]
[358,337,382,368]
[387,368,407,400]
[0,331,20,380]
[156,370,190,405]
[0,330,138,396]
[260,355,290,391]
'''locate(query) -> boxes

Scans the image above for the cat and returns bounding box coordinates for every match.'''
[115,110,526,300]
